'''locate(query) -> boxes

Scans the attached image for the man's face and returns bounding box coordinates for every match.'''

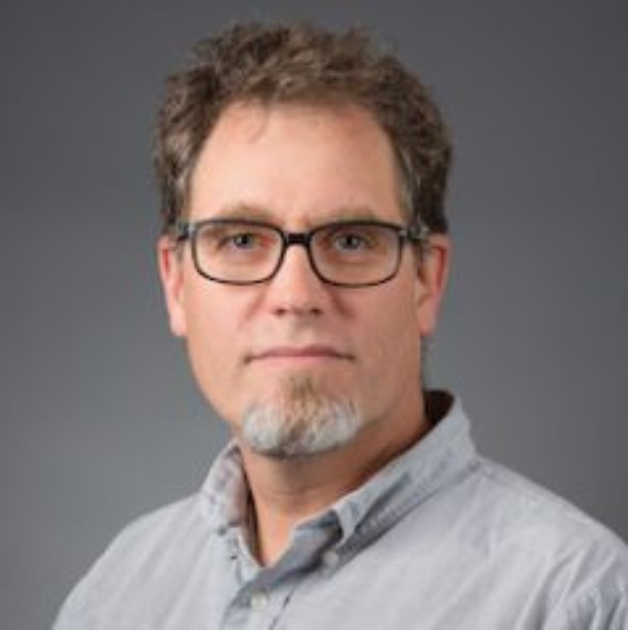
[159,102,449,457]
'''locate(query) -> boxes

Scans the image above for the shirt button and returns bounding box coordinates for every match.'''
[249,590,269,610]
[321,550,340,569]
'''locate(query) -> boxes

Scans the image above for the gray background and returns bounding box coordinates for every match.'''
[1,1,627,628]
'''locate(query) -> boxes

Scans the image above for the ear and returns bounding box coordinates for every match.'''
[157,236,188,337]
[414,234,451,337]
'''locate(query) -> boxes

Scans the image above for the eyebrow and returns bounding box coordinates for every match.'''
[209,202,384,225]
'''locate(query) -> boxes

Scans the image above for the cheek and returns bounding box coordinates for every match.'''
[183,289,240,394]
[183,280,246,343]
[361,289,422,371]
[181,285,266,422]
[386,312,422,368]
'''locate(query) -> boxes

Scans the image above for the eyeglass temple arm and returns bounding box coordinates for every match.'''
[404,223,430,245]
[171,220,194,242]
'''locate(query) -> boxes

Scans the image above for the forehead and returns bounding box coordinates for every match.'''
[187,101,405,225]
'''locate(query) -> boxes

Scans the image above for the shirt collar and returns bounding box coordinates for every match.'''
[330,392,478,546]
[200,391,478,546]
[199,440,249,533]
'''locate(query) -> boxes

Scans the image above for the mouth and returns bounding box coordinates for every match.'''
[245,345,354,364]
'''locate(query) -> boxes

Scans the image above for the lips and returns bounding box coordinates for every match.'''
[246,344,353,363]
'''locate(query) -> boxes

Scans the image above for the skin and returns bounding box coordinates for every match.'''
[158,102,450,565]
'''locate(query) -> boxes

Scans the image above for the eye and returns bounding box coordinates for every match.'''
[211,226,273,253]
[196,222,278,258]
[334,232,369,251]
[224,231,259,250]
[315,223,392,263]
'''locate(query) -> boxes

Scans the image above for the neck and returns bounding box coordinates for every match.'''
[238,397,431,566]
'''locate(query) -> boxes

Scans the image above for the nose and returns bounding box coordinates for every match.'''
[265,241,328,316]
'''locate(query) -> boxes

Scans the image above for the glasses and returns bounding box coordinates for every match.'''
[173,218,429,288]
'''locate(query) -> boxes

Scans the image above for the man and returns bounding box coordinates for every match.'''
[54,22,628,629]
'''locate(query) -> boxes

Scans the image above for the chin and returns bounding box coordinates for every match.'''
[239,376,363,459]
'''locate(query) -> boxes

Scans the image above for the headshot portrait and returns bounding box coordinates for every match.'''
[2,3,627,629]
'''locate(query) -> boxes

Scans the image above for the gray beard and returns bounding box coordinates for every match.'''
[241,375,362,459]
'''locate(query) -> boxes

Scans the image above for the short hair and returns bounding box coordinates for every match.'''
[154,22,451,235]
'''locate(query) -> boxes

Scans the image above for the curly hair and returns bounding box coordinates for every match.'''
[153,22,451,234]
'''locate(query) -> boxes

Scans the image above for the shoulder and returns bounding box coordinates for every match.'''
[471,457,627,553]
[465,458,628,621]
[53,494,209,628]
[97,495,203,564]
[87,493,210,575]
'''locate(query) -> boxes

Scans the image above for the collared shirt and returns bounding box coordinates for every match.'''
[53,395,628,629]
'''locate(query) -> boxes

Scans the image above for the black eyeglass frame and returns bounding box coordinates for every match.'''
[172,218,430,288]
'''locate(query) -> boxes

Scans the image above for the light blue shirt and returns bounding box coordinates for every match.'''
[53,394,628,629]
